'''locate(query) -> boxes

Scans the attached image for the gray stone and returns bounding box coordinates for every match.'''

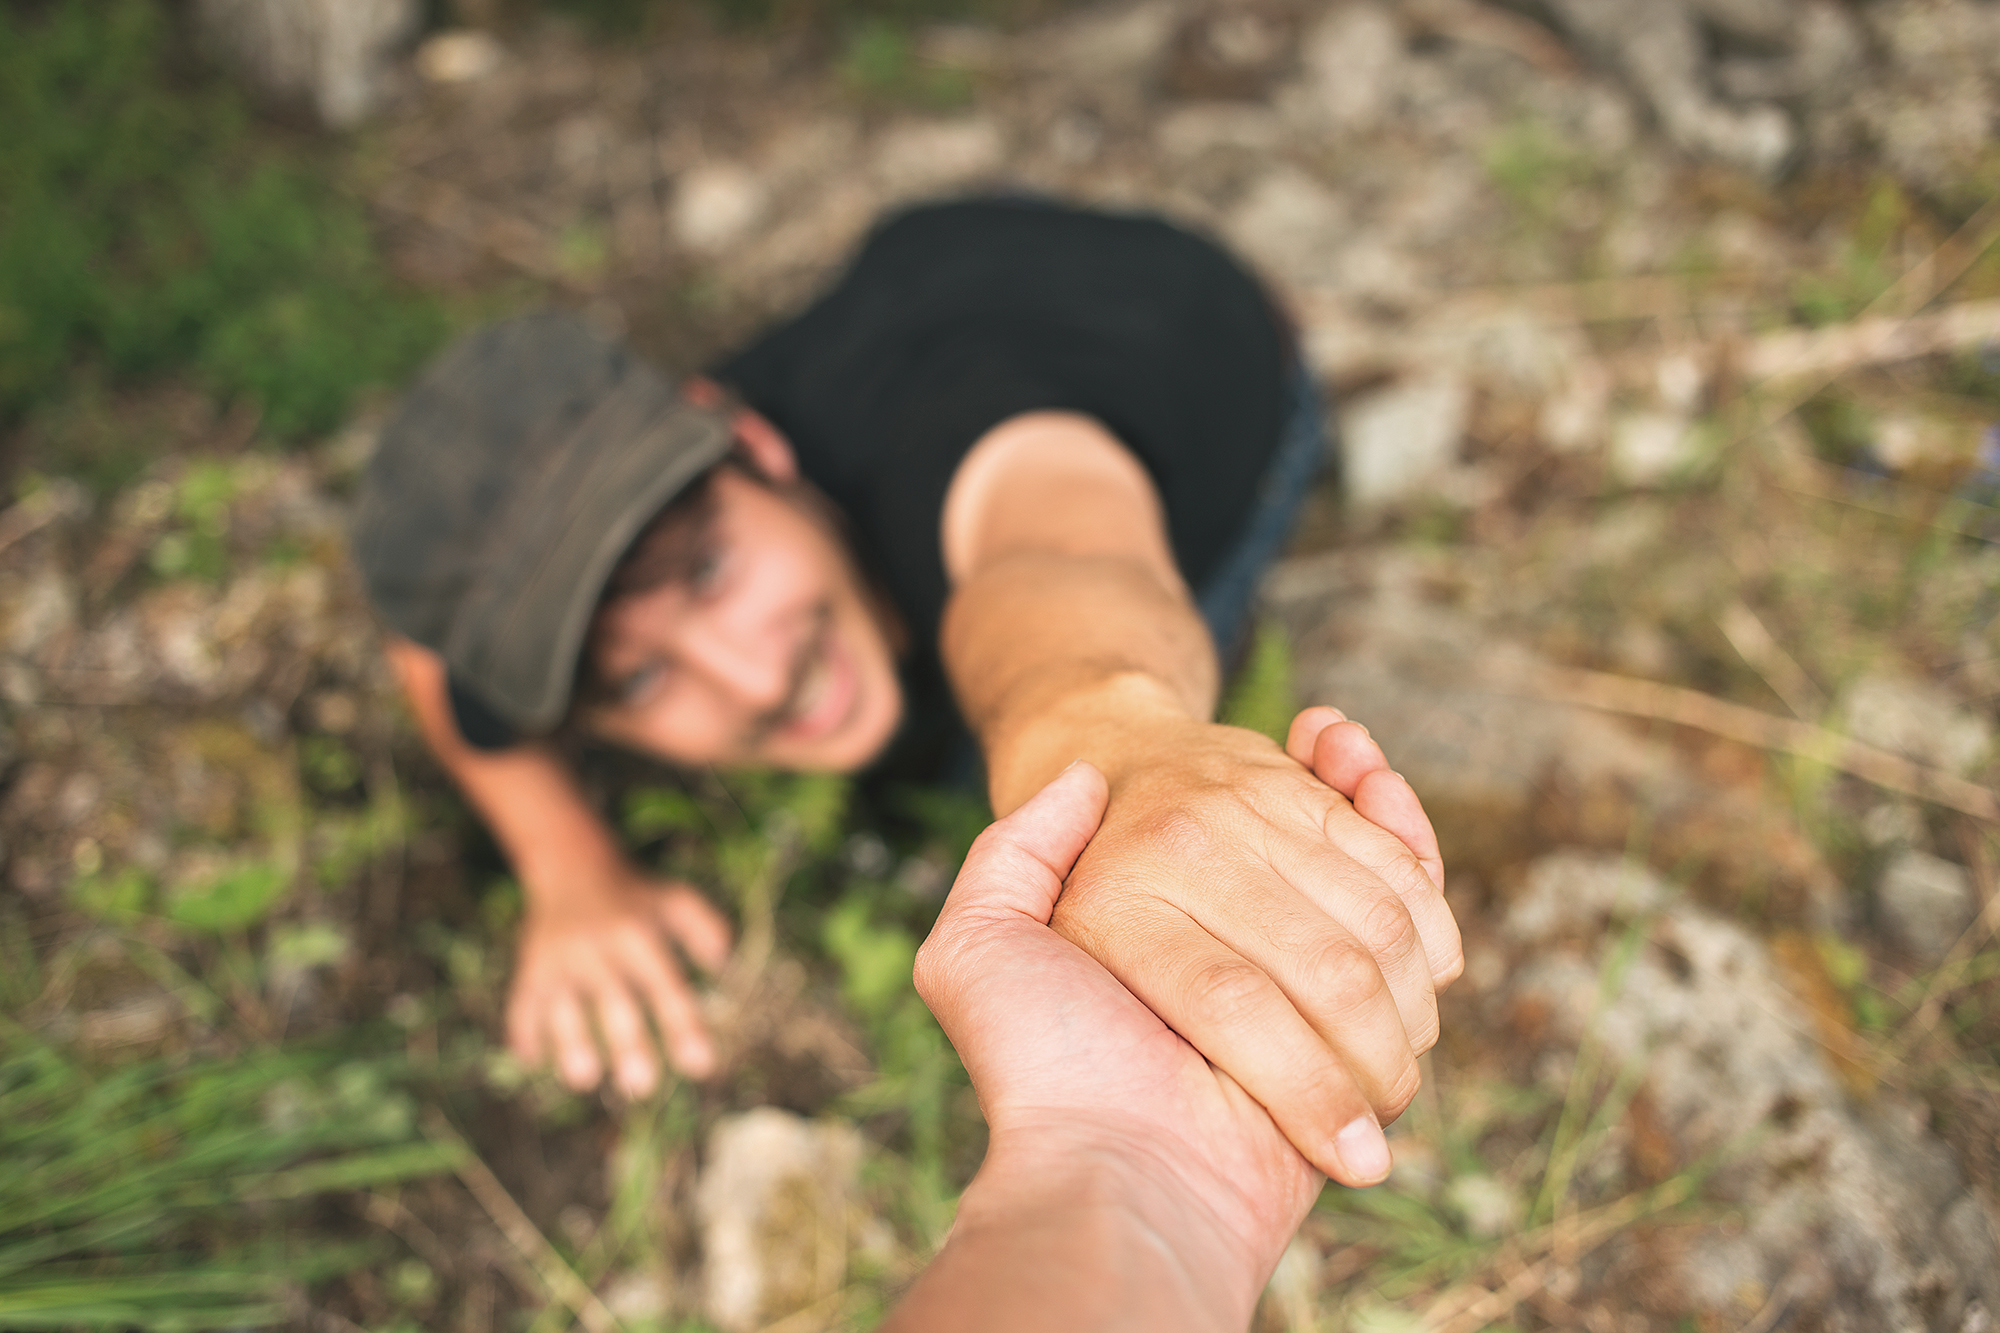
[1506,851,2000,1330]
[413,30,504,84]
[1299,3,1403,132]
[1841,673,1993,776]
[196,0,419,128]
[1877,849,1978,963]
[672,162,770,255]
[871,118,1005,196]
[1339,373,1469,509]
[1540,0,1794,177]
[1609,409,1697,486]
[697,1108,864,1333]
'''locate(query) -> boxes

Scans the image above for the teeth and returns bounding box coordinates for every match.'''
[792,654,829,724]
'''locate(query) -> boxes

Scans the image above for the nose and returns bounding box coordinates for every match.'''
[676,615,793,717]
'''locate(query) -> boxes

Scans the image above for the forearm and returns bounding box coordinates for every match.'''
[385,637,629,899]
[941,551,1219,815]
[883,1131,1262,1333]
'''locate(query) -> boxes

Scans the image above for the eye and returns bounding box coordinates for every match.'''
[614,659,668,707]
[687,544,723,596]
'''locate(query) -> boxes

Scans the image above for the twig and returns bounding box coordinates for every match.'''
[1403,0,1577,74]
[1770,453,2000,545]
[1717,602,1826,720]
[1886,846,2000,1063]
[422,1109,625,1333]
[751,1284,859,1333]
[1418,1177,1695,1333]
[1738,190,2000,442]
[1523,666,2000,823]
[1742,298,2000,382]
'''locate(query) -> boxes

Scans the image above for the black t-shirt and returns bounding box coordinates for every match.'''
[714,196,1290,777]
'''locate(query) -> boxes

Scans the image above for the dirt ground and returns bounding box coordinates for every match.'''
[5,0,2000,1329]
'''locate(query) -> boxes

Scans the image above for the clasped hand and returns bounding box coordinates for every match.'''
[1039,703,1459,1187]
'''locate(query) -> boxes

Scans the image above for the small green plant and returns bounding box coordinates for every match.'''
[1221,621,1297,744]
[839,20,976,107]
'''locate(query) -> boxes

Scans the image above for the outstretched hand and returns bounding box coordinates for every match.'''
[506,869,732,1097]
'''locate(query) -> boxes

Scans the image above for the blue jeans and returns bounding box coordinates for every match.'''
[1195,366,1333,664]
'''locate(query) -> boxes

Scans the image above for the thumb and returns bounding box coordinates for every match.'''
[942,760,1109,927]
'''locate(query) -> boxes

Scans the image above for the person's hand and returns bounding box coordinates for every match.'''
[899,760,1321,1331]
[1028,697,1458,1189]
[505,867,732,1097]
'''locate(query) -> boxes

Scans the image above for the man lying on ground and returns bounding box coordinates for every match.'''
[353,196,1460,1188]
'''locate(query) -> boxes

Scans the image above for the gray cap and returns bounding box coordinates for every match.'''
[354,311,733,735]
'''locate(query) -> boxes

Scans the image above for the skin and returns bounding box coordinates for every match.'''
[390,398,1461,1185]
[886,754,1325,1332]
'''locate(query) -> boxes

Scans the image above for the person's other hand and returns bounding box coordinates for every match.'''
[1035,699,1458,1189]
[912,761,1322,1323]
[505,868,732,1097]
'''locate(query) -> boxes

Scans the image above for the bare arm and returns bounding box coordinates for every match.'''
[385,638,729,1091]
[938,412,1460,1188]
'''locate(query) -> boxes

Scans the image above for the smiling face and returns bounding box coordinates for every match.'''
[578,452,905,773]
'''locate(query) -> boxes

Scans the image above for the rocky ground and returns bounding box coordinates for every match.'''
[6,0,2000,1329]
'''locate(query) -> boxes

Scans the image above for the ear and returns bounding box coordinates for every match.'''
[731,407,799,483]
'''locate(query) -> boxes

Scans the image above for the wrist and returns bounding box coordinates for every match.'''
[957,1119,1269,1326]
[513,840,635,911]
[981,670,1199,814]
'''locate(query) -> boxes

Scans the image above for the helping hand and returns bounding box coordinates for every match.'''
[505,868,732,1097]
[914,760,1323,1311]
[1042,701,1459,1188]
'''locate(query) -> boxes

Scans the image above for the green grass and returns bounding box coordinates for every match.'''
[0,0,445,462]
[0,1032,460,1330]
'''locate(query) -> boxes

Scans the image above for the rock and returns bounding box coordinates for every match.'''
[1339,373,1469,509]
[1609,409,1696,486]
[672,162,771,255]
[1840,673,1993,776]
[1877,849,1978,963]
[1299,2,1403,132]
[1539,0,1794,177]
[195,0,420,128]
[414,30,504,84]
[871,118,1005,196]
[1504,849,1668,943]
[697,1108,864,1333]
[1507,851,2000,1331]
[1443,1173,1519,1239]
[1,566,77,661]
[1036,0,1181,83]
[1223,167,1348,283]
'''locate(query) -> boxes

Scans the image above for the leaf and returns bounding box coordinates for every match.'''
[164,861,288,932]
[823,899,918,1020]
[68,867,152,923]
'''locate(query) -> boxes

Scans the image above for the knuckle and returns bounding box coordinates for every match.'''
[1356,890,1422,961]
[1187,955,1275,1025]
[1381,1058,1423,1121]
[1133,807,1219,863]
[1299,936,1391,1019]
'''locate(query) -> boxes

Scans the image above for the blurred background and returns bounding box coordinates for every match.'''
[3,0,1999,1328]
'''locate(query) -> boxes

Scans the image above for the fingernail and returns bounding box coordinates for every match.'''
[1335,1114,1392,1185]
[681,1040,715,1077]
[618,1056,654,1096]
[1325,708,1347,722]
